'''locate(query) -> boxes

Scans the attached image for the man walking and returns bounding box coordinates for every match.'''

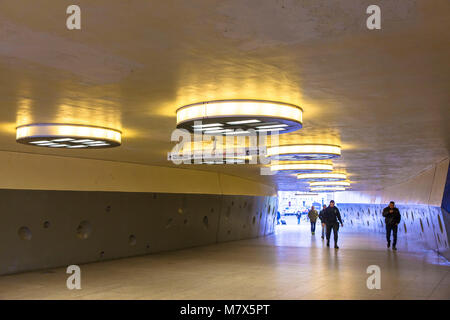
[382,201,401,251]
[319,204,327,239]
[323,200,343,249]
[308,206,319,235]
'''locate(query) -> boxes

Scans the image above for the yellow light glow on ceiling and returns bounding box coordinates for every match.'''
[297,172,347,181]
[310,181,351,187]
[266,144,341,160]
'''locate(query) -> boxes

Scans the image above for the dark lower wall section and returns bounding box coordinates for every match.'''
[0,189,277,275]
[337,203,449,255]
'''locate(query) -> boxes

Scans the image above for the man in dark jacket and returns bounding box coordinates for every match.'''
[318,204,327,239]
[323,200,343,249]
[382,201,401,250]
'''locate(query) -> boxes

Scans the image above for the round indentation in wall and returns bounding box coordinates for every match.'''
[184,218,188,225]
[105,205,112,213]
[227,230,231,235]
[146,244,150,250]
[203,216,209,229]
[129,235,137,246]
[76,221,92,239]
[99,251,105,258]
[18,226,32,240]
[43,221,50,229]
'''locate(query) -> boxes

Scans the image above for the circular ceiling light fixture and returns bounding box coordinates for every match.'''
[266,144,341,161]
[16,123,122,149]
[309,181,351,187]
[310,186,346,192]
[168,153,253,164]
[197,156,252,165]
[176,100,303,135]
[167,144,258,164]
[270,161,333,173]
[297,172,347,182]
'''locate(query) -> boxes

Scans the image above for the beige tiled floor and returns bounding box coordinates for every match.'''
[0,223,449,300]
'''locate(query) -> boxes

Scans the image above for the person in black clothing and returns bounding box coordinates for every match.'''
[323,200,343,249]
[318,204,327,239]
[382,201,401,250]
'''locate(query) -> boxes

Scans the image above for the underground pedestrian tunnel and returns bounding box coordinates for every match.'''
[0,0,449,300]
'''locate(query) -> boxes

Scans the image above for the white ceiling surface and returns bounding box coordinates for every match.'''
[0,0,449,191]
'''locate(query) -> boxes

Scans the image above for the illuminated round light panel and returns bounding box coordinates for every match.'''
[310,186,346,192]
[176,100,303,135]
[167,145,256,164]
[297,172,347,182]
[16,124,121,149]
[196,157,250,164]
[168,153,253,164]
[266,144,341,161]
[310,181,351,187]
[270,162,333,173]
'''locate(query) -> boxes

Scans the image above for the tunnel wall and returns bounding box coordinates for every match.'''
[0,150,275,196]
[334,158,450,256]
[337,203,448,252]
[0,151,277,275]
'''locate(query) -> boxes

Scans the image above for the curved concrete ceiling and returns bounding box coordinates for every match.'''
[0,0,449,191]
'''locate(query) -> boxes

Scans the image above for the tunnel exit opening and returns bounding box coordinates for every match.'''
[276,191,333,226]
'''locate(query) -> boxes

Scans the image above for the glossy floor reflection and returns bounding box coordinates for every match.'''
[0,220,449,300]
